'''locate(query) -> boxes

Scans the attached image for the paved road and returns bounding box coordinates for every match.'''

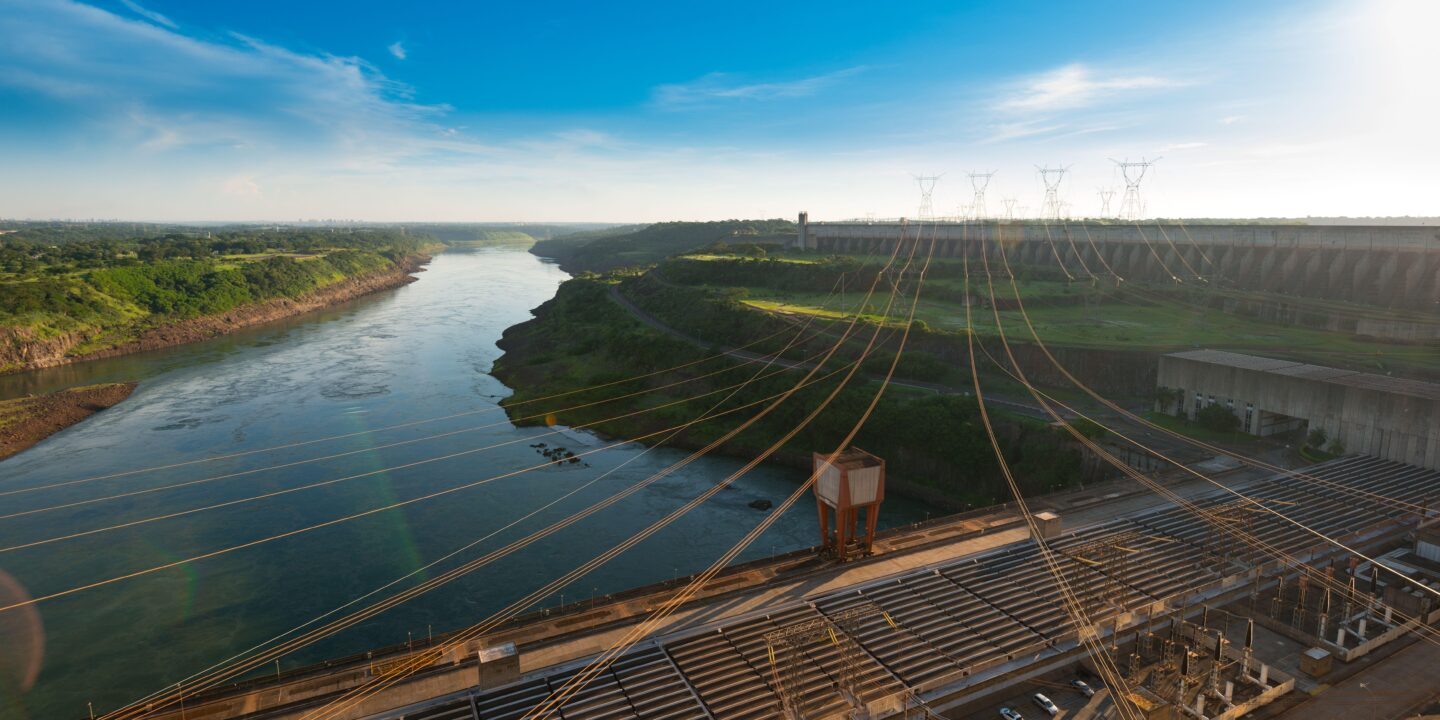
[1275,638,1440,720]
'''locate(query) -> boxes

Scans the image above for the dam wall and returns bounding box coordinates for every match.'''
[797,218,1440,310]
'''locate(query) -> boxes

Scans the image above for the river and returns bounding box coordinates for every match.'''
[0,247,924,718]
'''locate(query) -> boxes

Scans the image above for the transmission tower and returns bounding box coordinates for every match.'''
[968,170,996,220]
[1036,164,1069,220]
[913,174,942,221]
[765,603,879,718]
[1002,197,1018,221]
[1112,157,1161,221]
[1098,188,1116,218]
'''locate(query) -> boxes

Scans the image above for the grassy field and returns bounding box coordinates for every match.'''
[734,285,1440,375]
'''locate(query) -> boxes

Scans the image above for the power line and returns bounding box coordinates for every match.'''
[297,221,927,720]
[99,276,880,720]
[511,225,938,720]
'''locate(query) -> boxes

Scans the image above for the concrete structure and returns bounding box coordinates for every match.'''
[792,216,1440,311]
[1299,647,1332,678]
[294,457,1432,720]
[1418,527,1440,563]
[1033,510,1062,540]
[1156,349,1440,471]
[133,457,1440,720]
[814,448,885,560]
[475,644,519,690]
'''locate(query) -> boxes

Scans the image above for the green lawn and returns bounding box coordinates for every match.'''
[682,252,820,264]
[736,285,1440,374]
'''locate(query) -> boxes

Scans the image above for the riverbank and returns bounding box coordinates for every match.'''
[0,253,431,374]
[492,274,1093,509]
[0,381,136,460]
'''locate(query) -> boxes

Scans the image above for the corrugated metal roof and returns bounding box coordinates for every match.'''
[393,456,1440,720]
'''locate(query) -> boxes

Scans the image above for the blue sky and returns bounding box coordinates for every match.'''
[0,0,1435,221]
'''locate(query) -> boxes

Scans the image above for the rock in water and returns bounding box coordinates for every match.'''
[748,499,773,511]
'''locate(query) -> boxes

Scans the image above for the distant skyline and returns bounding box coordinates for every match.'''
[0,0,1435,222]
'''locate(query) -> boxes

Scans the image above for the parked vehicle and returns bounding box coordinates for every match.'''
[999,707,1025,720]
[1071,679,1096,697]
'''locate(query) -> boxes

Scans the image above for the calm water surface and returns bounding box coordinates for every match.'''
[0,248,923,717]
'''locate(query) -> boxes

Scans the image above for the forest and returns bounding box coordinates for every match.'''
[0,223,438,370]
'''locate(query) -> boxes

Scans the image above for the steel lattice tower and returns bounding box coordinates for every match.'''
[913,174,942,221]
[1036,164,1069,220]
[1112,157,1160,221]
[968,170,996,220]
[1098,188,1116,218]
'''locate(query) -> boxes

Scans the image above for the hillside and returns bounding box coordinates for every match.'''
[394,222,620,248]
[0,225,437,373]
[528,219,796,273]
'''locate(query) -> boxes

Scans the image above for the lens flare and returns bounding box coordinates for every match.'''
[0,568,45,693]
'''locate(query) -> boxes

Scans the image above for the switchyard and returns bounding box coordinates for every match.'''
[169,455,1439,720]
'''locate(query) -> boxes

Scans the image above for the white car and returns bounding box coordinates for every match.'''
[1033,693,1060,716]
[1071,679,1095,697]
[999,707,1025,720]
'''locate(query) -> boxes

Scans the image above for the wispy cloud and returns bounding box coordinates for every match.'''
[119,0,176,29]
[0,0,452,162]
[982,120,1066,144]
[1219,114,1246,125]
[653,67,865,108]
[995,63,1178,114]
[1158,141,1207,152]
[387,41,406,60]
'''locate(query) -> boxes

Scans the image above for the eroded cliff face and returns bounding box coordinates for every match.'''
[0,327,87,373]
[0,256,428,374]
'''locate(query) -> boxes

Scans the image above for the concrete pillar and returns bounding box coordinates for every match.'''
[1225,680,1234,703]
[1336,627,1346,646]
[1259,664,1269,686]
[1358,618,1367,638]
[1195,693,1205,716]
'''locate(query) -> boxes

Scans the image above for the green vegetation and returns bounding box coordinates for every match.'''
[493,274,1092,508]
[529,220,797,273]
[660,251,1440,378]
[0,224,434,371]
[1141,411,1263,449]
[1195,404,1241,433]
[394,223,618,248]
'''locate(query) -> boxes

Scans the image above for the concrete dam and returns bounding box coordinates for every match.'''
[795,217,1440,311]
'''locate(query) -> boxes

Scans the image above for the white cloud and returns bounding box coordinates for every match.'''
[982,121,1065,144]
[222,175,261,197]
[995,63,1178,114]
[1158,141,1207,152]
[119,0,176,29]
[1219,115,1246,125]
[653,67,865,108]
[387,41,406,60]
[0,1,452,160]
